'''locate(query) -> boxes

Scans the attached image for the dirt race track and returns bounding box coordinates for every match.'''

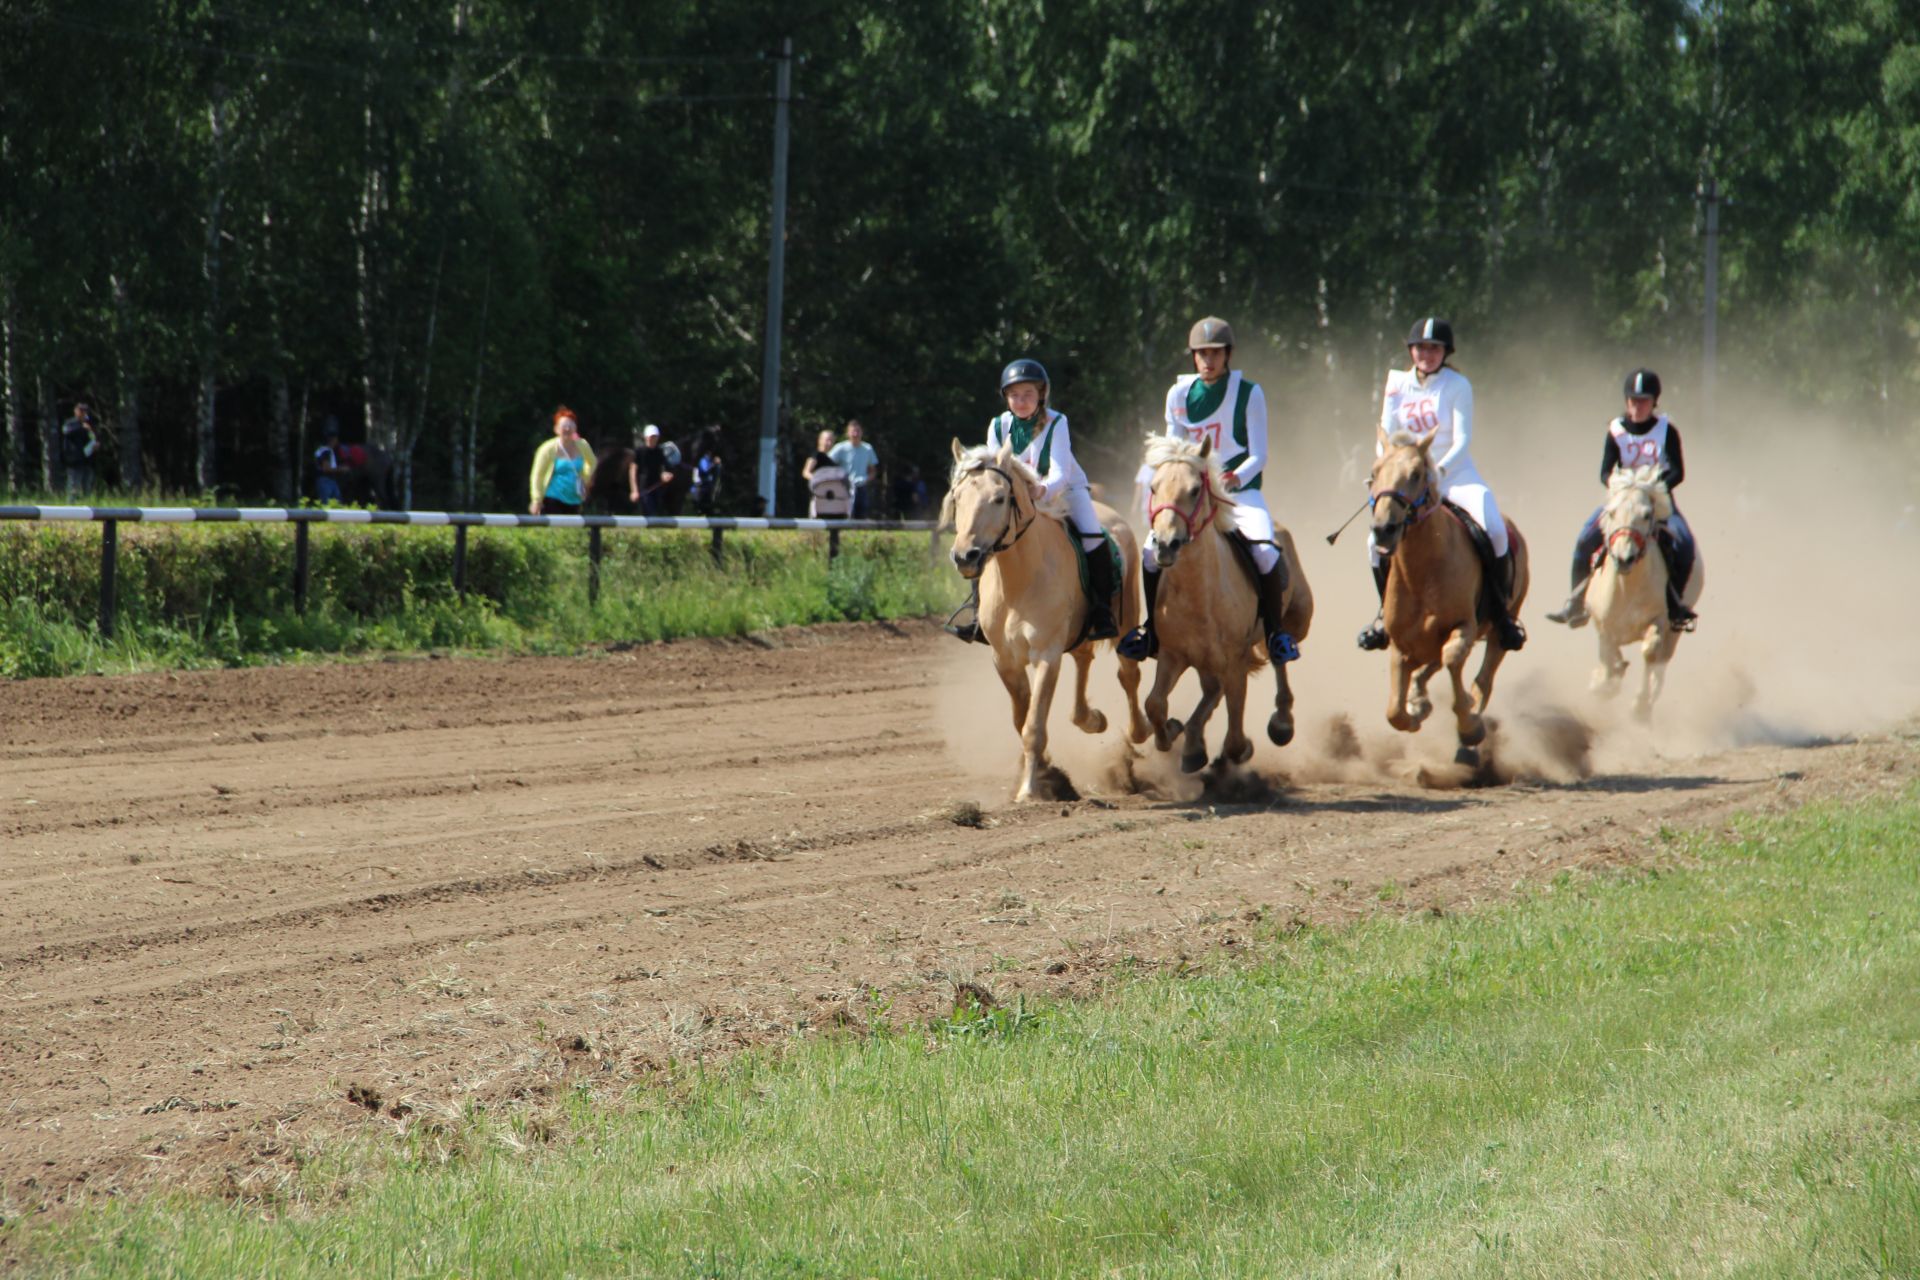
[2,617,1915,1215]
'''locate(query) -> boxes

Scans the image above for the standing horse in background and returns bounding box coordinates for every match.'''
[1140,436,1313,773]
[1369,433,1528,763]
[945,439,1148,801]
[1586,465,1704,720]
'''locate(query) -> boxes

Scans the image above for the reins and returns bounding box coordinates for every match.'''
[1147,463,1221,542]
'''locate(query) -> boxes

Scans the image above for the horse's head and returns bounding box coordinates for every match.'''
[1143,433,1232,569]
[945,437,1034,579]
[1600,464,1668,571]
[1368,432,1438,556]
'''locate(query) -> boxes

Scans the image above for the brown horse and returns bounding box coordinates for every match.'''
[1140,436,1313,773]
[1368,432,1528,760]
[945,439,1149,800]
[1586,465,1704,720]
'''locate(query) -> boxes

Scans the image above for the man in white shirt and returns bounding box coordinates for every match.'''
[830,420,880,519]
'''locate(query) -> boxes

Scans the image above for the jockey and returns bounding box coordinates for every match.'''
[1545,368,1698,630]
[1357,318,1528,652]
[946,357,1120,644]
[1119,316,1297,665]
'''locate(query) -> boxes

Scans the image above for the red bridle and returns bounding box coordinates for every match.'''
[1148,470,1219,542]
[1606,526,1647,557]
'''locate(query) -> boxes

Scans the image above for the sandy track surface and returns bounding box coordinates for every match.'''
[2,618,1914,1214]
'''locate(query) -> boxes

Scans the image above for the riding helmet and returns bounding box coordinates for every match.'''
[1623,368,1662,399]
[1188,316,1235,350]
[1406,317,1454,355]
[999,358,1049,396]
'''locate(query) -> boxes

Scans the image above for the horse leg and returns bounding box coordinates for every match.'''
[1220,669,1254,767]
[1016,656,1064,802]
[1386,646,1417,733]
[1068,644,1107,735]
[1408,664,1438,727]
[1635,624,1679,721]
[1445,626,1487,746]
[1181,673,1223,774]
[1147,657,1187,754]
[1266,653,1296,747]
[1118,654,1151,745]
[1590,632,1627,698]
[994,656,1031,735]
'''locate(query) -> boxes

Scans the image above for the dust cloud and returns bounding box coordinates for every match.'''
[934,325,1920,801]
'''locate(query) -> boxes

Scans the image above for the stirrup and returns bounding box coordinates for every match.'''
[1356,619,1388,652]
[1545,598,1588,628]
[1496,616,1528,651]
[1085,606,1120,642]
[1667,608,1698,633]
[943,596,986,645]
[1268,631,1301,664]
[1117,625,1157,661]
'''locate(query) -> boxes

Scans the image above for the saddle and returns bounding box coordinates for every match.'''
[1441,499,1512,630]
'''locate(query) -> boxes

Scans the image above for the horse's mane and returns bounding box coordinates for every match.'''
[1606,464,1673,522]
[1142,434,1238,507]
[943,442,1070,523]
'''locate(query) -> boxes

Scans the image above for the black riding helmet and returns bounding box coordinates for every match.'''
[999,358,1049,402]
[1407,317,1455,356]
[1623,368,1661,399]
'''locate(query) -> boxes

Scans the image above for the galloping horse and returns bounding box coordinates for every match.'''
[945,439,1148,800]
[1140,436,1313,773]
[1368,432,1528,760]
[1585,465,1704,720]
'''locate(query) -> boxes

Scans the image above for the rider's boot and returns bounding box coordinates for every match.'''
[1255,551,1300,664]
[944,581,988,645]
[1117,567,1160,660]
[1545,541,1594,627]
[1082,537,1120,641]
[1657,526,1697,631]
[1487,548,1528,651]
[1356,560,1390,651]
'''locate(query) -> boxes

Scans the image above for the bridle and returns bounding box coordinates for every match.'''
[1606,526,1647,557]
[1368,466,1437,532]
[957,463,1035,558]
[1148,463,1219,542]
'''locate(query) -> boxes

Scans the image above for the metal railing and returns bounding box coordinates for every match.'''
[0,505,941,638]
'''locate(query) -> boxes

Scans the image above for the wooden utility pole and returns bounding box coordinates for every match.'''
[756,38,793,515]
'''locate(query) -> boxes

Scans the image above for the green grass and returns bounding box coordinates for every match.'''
[16,791,1920,1278]
[0,522,952,677]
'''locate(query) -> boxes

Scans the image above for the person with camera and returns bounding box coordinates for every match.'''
[60,402,101,499]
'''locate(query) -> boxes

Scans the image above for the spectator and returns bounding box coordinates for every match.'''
[626,423,677,516]
[803,428,850,518]
[891,462,928,519]
[313,418,352,502]
[690,425,724,516]
[830,418,879,519]
[60,402,100,499]
[529,406,596,515]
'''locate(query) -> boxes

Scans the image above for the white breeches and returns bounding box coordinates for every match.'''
[1063,484,1105,550]
[1141,489,1279,574]
[1367,474,1508,564]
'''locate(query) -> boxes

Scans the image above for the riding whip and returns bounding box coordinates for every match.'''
[1325,495,1371,545]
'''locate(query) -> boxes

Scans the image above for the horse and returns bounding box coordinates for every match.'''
[1140,435,1313,774]
[1368,432,1528,762]
[944,439,1149,801]
[1585,465,1704,720]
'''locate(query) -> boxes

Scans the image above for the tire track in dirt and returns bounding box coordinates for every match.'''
[0,618,1912,1216]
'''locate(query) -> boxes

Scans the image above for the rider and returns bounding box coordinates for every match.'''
[1118,316,1297,665]
[946,357,1121,644]
[1357,318,1527,652]
[1544,368,1697,630]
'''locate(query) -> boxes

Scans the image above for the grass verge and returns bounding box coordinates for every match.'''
[16,791,1920,1278]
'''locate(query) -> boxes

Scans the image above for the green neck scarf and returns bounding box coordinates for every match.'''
[1187,374,1229,422]
[1006,409,1046,455]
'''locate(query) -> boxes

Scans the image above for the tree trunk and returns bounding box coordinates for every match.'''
[38,374,58,493]
[196,88,232,494]
[271,371,293,505]
[1,272,23,493]
[110,271,143,491]
[459,263,491,508]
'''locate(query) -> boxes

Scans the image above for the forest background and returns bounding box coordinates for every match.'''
[3,0,1918,516]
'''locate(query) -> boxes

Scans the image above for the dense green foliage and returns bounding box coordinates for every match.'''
[19,788,1920,1276]
[0,522,948,676]
[4,1,1918,512]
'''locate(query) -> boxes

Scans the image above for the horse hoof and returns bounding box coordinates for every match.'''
[1077,710,1108,735]
[1454,744,1481,769]
[1164,717,1185,739]
[1181,752,1208,775]
[1460,719,1488,747]
[1387,712,1415,733]
[1229,739,1255,766]
[1267,715,1294,747]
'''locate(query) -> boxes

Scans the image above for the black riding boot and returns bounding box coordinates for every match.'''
[1356,560,1390,651]
[1118,567,1161,660]
[1255,551,1300,663]
[1486,549,1527,651]
[1657,529,1698,631]
[944,581,988,645]
[1082,539,1120,641]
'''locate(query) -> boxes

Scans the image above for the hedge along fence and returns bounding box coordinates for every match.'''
[0,507,947,678]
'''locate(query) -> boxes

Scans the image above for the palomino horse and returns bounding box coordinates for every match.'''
[945,439,1149,800]
[1368,432,1528,761]
[1141,436,1313,774]
[1586,465,1704,720]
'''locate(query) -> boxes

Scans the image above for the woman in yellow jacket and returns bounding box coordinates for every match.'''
[529,406,597,515]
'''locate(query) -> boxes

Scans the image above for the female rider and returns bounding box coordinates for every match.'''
[1543,368,1697,630]
[946,358,1119,644]
[1356,318,1526,651]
